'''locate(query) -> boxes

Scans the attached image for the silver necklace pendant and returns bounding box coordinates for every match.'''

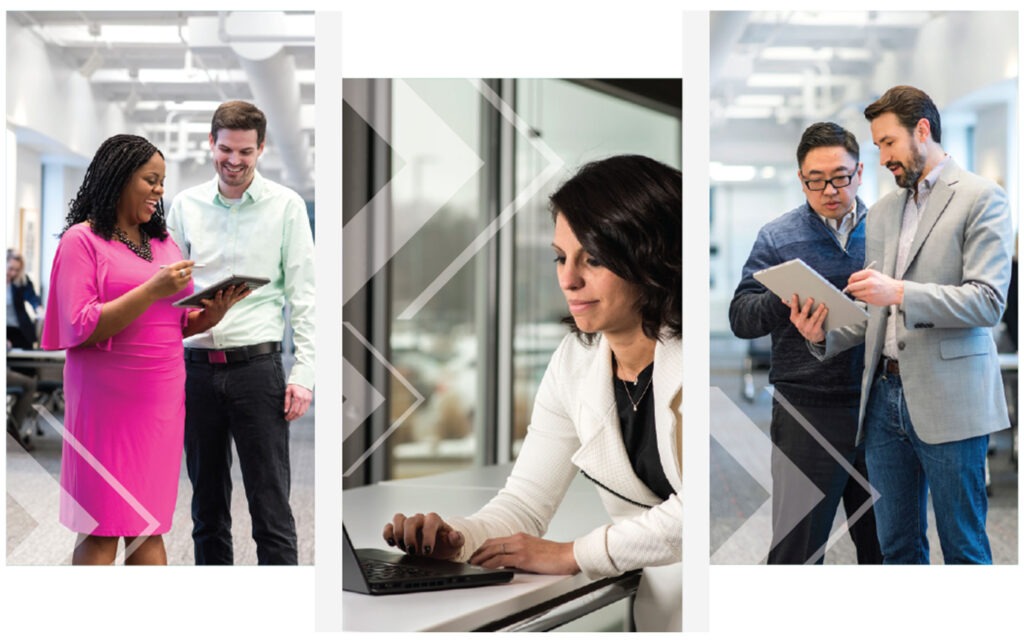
[621,376,652,412]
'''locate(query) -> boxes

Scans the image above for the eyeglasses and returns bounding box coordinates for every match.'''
[802,174,856,191]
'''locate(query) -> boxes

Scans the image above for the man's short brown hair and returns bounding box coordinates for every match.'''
[864,85,942,143]
[211,100,267,147]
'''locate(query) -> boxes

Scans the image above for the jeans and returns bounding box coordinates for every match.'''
[768,398,882,565]
[184,353,298,565]
[863,370,991,564]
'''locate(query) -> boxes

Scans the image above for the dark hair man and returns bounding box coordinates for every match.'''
[730,122,882,564]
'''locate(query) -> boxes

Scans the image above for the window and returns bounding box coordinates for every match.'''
[342,79,681,482]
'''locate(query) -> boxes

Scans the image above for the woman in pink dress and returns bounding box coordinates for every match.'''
[41,134,248,565]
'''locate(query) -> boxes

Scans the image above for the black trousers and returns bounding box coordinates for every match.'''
[768,398,882,565]
[184,353,298,565]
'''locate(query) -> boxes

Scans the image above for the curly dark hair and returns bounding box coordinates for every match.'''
[62,134,168,241]
[549,154,682,343]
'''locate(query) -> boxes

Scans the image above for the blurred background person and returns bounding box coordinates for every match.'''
[7,248,41,349]
[7,248,43,448]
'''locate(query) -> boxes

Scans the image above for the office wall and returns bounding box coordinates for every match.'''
[36,163,86,296]
[975,102,1016,220]
[10,145,42,282]
[6,21,127,158]
[710,182,797,332]
[909,13,1016,108]
[868,12,1017,208]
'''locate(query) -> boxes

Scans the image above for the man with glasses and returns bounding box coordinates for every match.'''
[730,122,882,564]
[791,86,1012,564]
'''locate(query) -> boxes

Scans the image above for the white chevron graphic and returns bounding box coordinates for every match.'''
[396,79,564,320]
[342,358,385,442]
[7,405,161,564]
[6,433,82,564]
[710,386,879,564]
[342,78,484,305]
[341,79,565,470]
[342,322,425,477]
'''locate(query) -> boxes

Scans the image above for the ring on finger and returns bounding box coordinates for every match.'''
[179,269,187,278]
[501,543,507,555]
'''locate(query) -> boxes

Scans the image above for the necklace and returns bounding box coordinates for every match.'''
[113,227,152,262]
[620,376,653,412]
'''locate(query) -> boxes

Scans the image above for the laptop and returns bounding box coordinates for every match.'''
[343,524,514,594]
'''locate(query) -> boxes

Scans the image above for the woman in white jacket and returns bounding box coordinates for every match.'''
[384,154,682,631]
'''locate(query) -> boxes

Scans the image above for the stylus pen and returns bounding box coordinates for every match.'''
[842,261,877,293]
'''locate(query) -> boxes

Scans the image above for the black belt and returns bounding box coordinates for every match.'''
[878,357,900,376]
[185,341,281,364]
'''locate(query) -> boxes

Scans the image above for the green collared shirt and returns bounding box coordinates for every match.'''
[167,171,315,390]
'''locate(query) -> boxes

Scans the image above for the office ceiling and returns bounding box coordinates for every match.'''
[711,11,932,125]
[710,11,937,167]
[8,11,314,192]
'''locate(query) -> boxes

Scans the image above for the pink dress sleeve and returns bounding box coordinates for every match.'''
[40,226,112,351]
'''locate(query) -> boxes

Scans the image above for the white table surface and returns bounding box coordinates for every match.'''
[343,463,615,632]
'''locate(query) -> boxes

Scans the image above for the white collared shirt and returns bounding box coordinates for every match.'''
[816,202,861,250]
[167,171,316,389]
[882,155,950,360]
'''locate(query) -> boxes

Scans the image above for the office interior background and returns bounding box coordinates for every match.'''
[342,78,682,485]
[5,10,316,564]
[709,11,1019,564]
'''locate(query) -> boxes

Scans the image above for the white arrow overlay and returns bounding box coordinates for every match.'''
[341,79,565,474]
[396,79,564,320]
[342,358,385,443]
[343,79,484,305]
[6,433,82,564]
[710,387,879,564]
[342,322,425,477]
[7,405,162,563]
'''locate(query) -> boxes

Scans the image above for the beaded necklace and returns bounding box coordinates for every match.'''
[113,227,152,262]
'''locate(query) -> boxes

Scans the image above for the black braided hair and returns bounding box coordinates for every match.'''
[62,134,168,240]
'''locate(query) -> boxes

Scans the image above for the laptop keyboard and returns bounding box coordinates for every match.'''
[362,561,435,581]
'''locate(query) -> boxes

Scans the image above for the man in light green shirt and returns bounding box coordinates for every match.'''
[167,101,314,565]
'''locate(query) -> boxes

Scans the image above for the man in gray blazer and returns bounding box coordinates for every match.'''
[790,85,1013,564]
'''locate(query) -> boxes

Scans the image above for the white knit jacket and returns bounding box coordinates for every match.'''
[447,332,682,631]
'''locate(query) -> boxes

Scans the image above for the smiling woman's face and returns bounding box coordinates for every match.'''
[116,152,165,229]
[552,213,642,338]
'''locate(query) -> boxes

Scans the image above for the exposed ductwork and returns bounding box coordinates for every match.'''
[235,48,312,192]
[188,12,313,197]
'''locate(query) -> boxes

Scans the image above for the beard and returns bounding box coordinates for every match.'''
[888,147,927,190]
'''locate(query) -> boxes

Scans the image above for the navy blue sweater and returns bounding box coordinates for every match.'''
[729,200,867,407]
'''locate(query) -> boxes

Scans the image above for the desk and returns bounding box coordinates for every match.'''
[343,464,639,631]
[6,349,66,410]
[6,348,66,374]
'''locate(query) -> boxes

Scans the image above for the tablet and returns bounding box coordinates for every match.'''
[172,275,270,308]
[753,258,868,332]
